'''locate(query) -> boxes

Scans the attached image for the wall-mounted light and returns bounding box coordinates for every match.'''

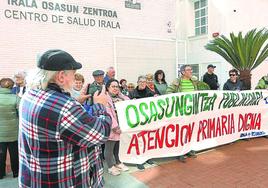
[212,32,220,38]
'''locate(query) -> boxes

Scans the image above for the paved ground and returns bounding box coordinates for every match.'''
[133,138,268,188]
[1,137,268,188]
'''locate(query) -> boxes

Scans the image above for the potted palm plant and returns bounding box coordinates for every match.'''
[205,28,268,89]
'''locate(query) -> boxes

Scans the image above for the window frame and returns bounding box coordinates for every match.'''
[194,0,208,36]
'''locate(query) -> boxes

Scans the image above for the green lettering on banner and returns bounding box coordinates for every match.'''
[124,91,263,129]
[184,94,193,115]
[148,101,158,124]
[126,105,140,128]
[139,102,149,125]
[218,91,264,109]
[202,93,217,111]
[209,93,217,111]
[157,99,166,120]
[199,93,207,110]
[165,96,175,118]
[193,94,199,115]
[175,96,184,116]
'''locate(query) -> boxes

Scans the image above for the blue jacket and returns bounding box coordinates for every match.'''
[223,79,244,91]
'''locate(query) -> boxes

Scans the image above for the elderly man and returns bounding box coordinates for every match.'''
[166,64,209,93]
[19,49,111,188]
[86,70,105,106]
[11,71,27,113]
[104,66,115,84]
[11,71,26,97]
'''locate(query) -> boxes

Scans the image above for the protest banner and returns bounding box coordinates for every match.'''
[115,90,268,164]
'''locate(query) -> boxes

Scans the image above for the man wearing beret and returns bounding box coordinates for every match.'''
[18,49,111,188]
[85,70,105,105]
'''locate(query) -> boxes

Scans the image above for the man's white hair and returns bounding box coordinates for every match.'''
[137,75,146,82]
[26,68,58,90]
[106,66,114,72]
[14,70,27,78]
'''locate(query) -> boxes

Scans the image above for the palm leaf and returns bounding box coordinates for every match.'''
[205,28,268,89]
[205,28,268,71]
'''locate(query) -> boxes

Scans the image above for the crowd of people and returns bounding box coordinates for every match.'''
[0,50,267,187]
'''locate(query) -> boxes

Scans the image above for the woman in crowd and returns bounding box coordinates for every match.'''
[105,79,129,176]
[146,73,160,95]
[129,76,155,99]
[128,75,155,170]
[71,73,85,99]
[119,79,128,95]
[154,70,168,95]
[0,78,19,179]
[127,83,135,93]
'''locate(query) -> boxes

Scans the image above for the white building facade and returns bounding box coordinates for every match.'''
[176,0,268,88]
[0,0,267,87]
[0,0,177,83]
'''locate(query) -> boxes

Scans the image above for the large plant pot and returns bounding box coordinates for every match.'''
[239,69,251,90]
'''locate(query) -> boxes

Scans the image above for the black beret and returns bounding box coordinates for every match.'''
[92,70,105,76]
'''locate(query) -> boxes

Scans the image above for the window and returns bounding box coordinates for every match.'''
[194,0,208,35]
[191,64,200,79]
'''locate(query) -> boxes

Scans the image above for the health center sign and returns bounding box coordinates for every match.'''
[115,90,268,164]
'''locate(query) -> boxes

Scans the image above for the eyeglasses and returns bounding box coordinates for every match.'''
[138,81,147,84]
[229,74,237,77]
[110,85,119,88]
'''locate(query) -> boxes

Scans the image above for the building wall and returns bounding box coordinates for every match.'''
[0,0,176,83]
[1,0,267,87]
[176,0,268,88]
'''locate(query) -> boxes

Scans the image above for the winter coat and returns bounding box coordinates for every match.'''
[128,86,154,99]
[106,93,129,141]
[203,72,219,90]
[223,79,244,91]
[0,88,18,142]
[154,81,168,95]
[166,77,210,93]
[19,83,111,188]
[85,81,103,105]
